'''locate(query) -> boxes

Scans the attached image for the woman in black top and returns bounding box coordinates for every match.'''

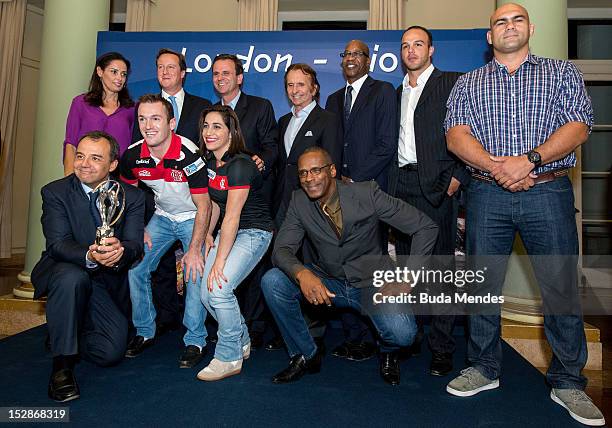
[196,105,273,381]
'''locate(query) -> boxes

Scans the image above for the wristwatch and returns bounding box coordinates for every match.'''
[526,150,542,168]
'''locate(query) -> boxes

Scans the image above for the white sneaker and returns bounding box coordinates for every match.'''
[196,358,242,381]
[446,367,499,397]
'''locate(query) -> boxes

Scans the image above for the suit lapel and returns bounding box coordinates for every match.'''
[233,92,248,122]
[178,92,193,130]
[347,76,373,125]
[336,182,358,244]
[287,106,322,160]
[415,68,441,111]
[70,175,98,243]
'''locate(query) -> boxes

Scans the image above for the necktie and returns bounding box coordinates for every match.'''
[343,85,353,123]
[169,95,179,130]
[89,191,102,228]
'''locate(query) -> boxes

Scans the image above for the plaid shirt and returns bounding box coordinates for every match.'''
[444,53,593,174]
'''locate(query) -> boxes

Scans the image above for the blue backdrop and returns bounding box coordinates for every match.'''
[97,29,490,119]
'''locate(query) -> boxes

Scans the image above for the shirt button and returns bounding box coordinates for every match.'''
[344,144,348,147]
[343,164,348,168]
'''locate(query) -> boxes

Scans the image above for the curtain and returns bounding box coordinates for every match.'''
[368,0,404,30]
[125,0,156,31]
[0,0,26,258]
[238,0,278,31]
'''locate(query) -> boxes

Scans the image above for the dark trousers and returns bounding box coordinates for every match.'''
[143,185,182,327]
[45,262,129,367]
[393,167,457,354]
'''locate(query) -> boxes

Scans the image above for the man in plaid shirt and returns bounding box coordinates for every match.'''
[444,3,604,426]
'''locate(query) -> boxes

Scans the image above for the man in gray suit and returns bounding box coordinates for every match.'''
[261,147,438,386]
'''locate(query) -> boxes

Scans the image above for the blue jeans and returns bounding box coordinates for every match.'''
[261,266,417,359]
[465,177,587,389]
[200,229,272,362]
[128,214,207,347]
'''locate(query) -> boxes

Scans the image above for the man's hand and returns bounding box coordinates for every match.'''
[182,247,205,284]
[251,155,265,172]
[204,234,215,259]
[489,155,534,188]
[88,237,124,267]
[447,177,461,197]
[143,230,152,250]
[506,173,538,192]
[296,269,335,306]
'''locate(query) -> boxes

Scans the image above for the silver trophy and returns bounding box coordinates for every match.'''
[93,179,126,245]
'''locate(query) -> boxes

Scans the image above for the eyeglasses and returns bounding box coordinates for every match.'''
[298,164,332,178]
[340,51,368,58]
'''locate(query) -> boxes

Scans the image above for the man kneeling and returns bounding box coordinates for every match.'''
[32,131,144,402]
[262,147,438,385]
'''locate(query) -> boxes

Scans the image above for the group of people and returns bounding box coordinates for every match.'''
[31,3,604,426]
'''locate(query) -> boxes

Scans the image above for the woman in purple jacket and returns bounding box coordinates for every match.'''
[63,52,135,175]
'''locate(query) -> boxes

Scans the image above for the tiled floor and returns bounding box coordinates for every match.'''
[0,256,610,421]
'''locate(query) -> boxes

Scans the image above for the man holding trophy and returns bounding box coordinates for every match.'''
[32,131,145,402]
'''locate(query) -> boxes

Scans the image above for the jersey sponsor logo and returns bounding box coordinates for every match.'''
[170,169,185,182]
[184,157,205,176]
[209,174,229,191]
[136,158,152,165]
[207,168,216,180]
[138,169,152,177]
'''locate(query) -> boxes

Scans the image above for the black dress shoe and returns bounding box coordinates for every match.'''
[271,346,323,384]
[380,352,400,386]
[429,352,453,376]
[179,345,205,368]
[125,335,155,358]
[48,369,80,402]
[332,341,375,361]
[265,336,285,351]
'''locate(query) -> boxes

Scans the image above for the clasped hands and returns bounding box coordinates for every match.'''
[488,155,538,192]
[87,237,124,267]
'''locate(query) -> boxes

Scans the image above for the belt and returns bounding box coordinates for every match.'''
[471,169,569,185]
[400,163,418,171]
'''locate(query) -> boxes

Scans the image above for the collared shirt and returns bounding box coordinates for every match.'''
[318,186,343,239]
[444,53,593,175]
[120,133,208,222]
[345,74,368,111]
[284,100,316,155]
[398,64,434,166]
[222,90,242,110]
[161,88,185,121]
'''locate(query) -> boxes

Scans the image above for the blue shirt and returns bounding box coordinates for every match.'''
[444,53,593,174]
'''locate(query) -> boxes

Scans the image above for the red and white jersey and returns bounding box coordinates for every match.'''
[120,133,208,222]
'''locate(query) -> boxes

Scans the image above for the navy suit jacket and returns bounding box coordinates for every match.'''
[325,76,397,191]
[275,104,341,222]
[388,68,470,207]
[31,174,145,299]
[132,91,211,144]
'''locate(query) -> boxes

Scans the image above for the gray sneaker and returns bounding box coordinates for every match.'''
[550,388,605,426]
[446,367,499,397]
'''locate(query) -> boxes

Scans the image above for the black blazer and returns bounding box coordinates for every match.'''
[388,68,470,207]
[274,104,341,222]
[272,181,438,287]
[216,92,279,180]
[31,174,145,299]
[325,76,397,191]
[132,91,211,144]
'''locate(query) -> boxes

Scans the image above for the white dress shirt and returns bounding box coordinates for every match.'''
[161,88,185,122]
[398,64,434,167]
[345,74,368,111]
[284,100,316,156]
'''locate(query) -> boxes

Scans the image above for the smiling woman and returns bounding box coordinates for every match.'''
[63,52,135,176]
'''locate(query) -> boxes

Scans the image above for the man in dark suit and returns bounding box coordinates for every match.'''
[212,53,279,346]
[387,26,470,377]
[132,48,212,336]
[32,131,144,402]
[275,63,341,227]
[324,39,398,360]
[261,147,438,385]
